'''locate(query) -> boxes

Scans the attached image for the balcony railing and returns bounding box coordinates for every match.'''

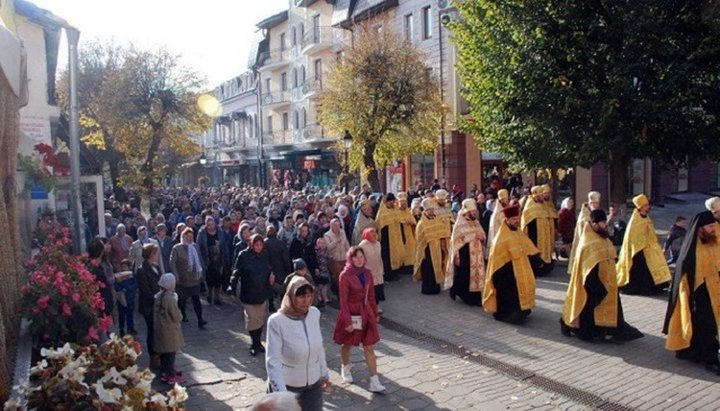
[258,48,289,67]
[273,130,293,145]
[300,27,341,51]
[302,123,324,140]
[301,78,323,95]
[261,91,290,106]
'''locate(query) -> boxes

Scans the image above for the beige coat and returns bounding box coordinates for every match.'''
[359,239,384,286]
[153,291,184,353]
[324,229,350,262]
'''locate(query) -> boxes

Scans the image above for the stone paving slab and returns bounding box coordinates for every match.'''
[135,294,585,410]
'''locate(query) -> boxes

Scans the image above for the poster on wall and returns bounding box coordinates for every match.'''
[386,161,405,194]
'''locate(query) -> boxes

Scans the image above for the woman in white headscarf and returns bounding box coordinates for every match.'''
[154,272,185,384]
[170,227,207,329]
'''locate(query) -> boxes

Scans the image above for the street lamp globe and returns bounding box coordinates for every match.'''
[199,153,207,165]
[343,130,353,150]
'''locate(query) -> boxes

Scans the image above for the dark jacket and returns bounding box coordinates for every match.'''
[137,260,162,317]
[264,236,293,283]
[197,227,228,271]
[290,236,318,274]
[231,249,273,305]
[155,235,173,274]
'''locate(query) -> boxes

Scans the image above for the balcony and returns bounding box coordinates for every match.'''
[273,130,293,145]
[261,91,290,107]
[301,78,323,97]
[258,48,290,70]
[300,27,341,55]
[301,123,324,141]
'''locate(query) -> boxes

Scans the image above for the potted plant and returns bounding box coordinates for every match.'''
[3,335,188,410]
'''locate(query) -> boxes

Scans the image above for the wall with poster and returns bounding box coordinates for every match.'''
[386,161,405,194]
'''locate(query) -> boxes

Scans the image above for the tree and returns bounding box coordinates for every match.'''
[451,1,720,204]
[319,21,444,191]
[58,41,211,196]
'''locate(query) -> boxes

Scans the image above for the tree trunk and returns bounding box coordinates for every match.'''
[609,153,629,209]
[107,148,125,201]
[141,127,164,194]
[363,141,381,192]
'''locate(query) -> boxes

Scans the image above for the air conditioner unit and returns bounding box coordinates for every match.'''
[437,0,451,11]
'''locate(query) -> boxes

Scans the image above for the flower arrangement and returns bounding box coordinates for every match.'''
[17,143,69,194]
[20,221,111,345]
[3,335,187,410]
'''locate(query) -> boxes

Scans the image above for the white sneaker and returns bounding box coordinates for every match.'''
[377,305,383,314]
[341,363,354,383]
[369,375,386,392]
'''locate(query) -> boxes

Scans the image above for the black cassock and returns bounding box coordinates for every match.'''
[619,252,669,295]
[449,244,482,306]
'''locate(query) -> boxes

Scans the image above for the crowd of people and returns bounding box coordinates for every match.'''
[81,180,720,409]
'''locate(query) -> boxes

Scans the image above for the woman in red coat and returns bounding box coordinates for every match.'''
[333,246,386,393]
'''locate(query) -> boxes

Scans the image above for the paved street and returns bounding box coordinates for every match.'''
[138,201,717,410]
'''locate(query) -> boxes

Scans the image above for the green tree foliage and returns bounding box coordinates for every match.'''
[320,21,444,191]
[58,41,211,194]
[451,1,720,203]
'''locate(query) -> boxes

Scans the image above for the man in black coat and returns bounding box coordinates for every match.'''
[264,225,293,312]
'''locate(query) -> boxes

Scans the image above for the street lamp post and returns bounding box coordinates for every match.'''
[343,130,353,193]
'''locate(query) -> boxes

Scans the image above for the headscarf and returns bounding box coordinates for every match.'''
[343,246,369,287]
[181,231,203,278]
[361,227,376,243]
[138,226,150,244]
[560,197,573,210]
[156,272,178,300]
[116,223,130,252]
[280,276,315,320]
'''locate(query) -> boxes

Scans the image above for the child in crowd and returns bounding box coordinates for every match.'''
[154,273,185,384]
[283,259,315,297]
[314,237,331,307]
[114,259,137,336]
[663,216,687,264]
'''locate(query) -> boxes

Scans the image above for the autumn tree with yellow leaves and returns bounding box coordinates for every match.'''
[58,42,211,196]
[320,21,444,191]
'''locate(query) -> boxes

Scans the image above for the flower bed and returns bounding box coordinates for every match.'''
[3,335,187,410]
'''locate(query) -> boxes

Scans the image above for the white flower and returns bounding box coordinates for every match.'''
[121,405,134,411]
[100,367,128,386]
[3,397,24,411]
[124,344,139,361]
[150,393,169,407]
[93,382,122,404]
[30,359,48,374]
[58,355,88,383]
[167,383,188,406]
[40,343,74,360]
[119,365,138,380]
[135,377,153,395]
[11,380,29,395]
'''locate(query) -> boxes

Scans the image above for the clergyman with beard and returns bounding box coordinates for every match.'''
[482,204,542,325]
[663,210,720,376]
[561,209,644,343]
[413,199,452,295]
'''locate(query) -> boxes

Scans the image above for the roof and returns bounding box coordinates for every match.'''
[256,10,288,30]
[331,0,397,28]
[14,0,73,30]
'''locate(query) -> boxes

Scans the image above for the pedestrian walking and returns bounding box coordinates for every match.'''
[231,234,276,356]
[663,216,687,264]
[154,273,185,384]
[358,228,385,314]
[266,276,329,410]
[137,243,162,369]
[333,246,386,393]
[170,227,208,329]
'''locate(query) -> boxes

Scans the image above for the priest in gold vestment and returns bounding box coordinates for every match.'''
[616,194,671,295]
[663,211,720,375]
[445,199,486,306]
[483,205,542,324]
[521,186,554,276]
[413,198,452,295]
[561,209,643,343]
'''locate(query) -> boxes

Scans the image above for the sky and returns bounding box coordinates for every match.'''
[30,0,288,88]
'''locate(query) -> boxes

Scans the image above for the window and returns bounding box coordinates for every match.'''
[312,15,321,43]
[291,27,297,46]
[265,78,271,94]
[282,113,289,130]
[293,110,300,129]
[404,14,413,42]
[300,23,305,44]
[292,68,298,89]
[301,65,306,84]
[302,108,307,127]
[281,72,287,91]
[267,115,273,133]
[280,33,286,51]
[249,116,254,138]
[422,6,432,39]
[314,59,322,81]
